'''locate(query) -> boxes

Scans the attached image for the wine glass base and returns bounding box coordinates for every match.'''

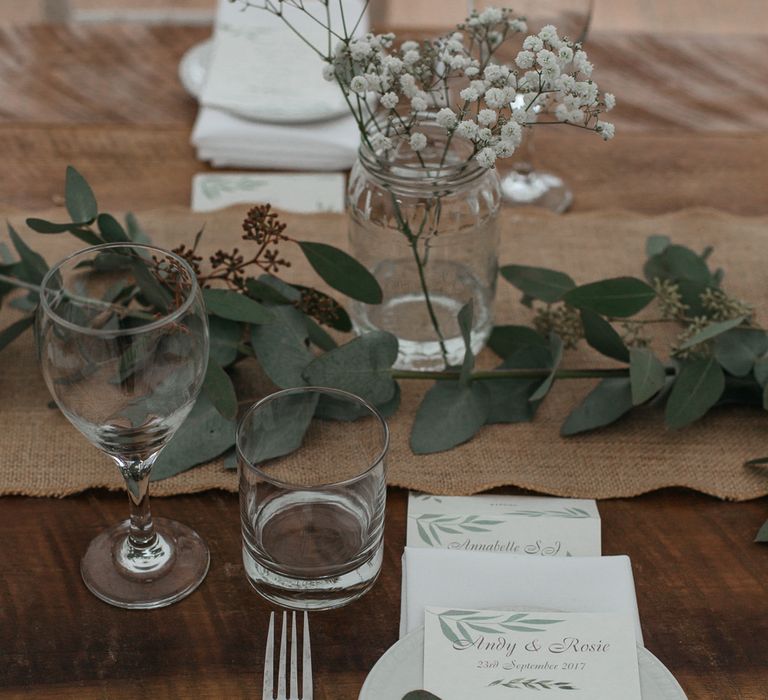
[500,169,573,214]
[81,517,210,609]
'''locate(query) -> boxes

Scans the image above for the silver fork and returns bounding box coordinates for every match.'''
[263,611,313,700]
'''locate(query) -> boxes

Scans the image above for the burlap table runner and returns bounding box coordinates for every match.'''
[2,206,768,500]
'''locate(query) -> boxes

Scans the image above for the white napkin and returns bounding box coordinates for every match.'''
[400,546,644,646]
[191,0,365,170]
[191,107,361,170]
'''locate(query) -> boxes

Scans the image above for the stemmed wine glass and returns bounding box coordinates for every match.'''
[468,0,594,212]
[37,243,210,609]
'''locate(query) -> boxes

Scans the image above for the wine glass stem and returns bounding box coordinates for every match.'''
[514,128,536,175]
[126,470,157,549]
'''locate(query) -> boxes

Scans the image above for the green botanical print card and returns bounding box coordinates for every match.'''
[407,494,601,556]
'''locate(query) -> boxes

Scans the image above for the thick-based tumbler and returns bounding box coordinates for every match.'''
[237,387,389,610]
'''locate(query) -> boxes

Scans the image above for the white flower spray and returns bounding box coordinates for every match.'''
[232,1,616,168]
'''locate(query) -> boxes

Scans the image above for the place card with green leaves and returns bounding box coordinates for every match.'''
[422,608,641,699]
[407,493,601,556]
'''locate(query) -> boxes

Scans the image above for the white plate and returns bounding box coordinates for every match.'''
[178,38,351,124]
[178,39,213,99]
[359,627,687,700]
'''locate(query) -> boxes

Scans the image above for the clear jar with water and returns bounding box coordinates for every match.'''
[347,123,501,371]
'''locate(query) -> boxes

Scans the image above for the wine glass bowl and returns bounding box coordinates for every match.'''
[469,0,594,212]
[37,243,210,609]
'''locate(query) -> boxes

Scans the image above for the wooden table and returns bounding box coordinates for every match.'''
[1,23,768,699]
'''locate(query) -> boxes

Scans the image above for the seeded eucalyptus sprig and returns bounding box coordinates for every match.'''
[4,167,768,536]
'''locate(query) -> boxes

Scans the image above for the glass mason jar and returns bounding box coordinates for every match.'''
[347,122,502,371]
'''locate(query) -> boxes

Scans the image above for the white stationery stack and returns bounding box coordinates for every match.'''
[359,493,688,699]
[190,0,365,171]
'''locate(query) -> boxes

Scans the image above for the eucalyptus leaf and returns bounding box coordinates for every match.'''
[208,315,243,367]
[754,356,768,386]
[8,223,48,284]
[202,358,238,420]
[580,310,629,362]
[755,519,768,544]
[629,347,667,405]
[411,381,490,454]
[484,345,552,424]
[65,166,98,223]
[665,356,725,429]
[304,315,337,352]
[203,288,273,325]
[97,213,130,242]
[125,212,152,243]
[303,331,398,405]
[315,383,401,420]
[529,334,563,402]
[242,390,318,464]
[130,258,172,313]
[0,315,34,352]
[245,276,299,305]
[646,234,671,257]
[458,300,474,385]
[563,277,655,318]
[484,374,540,424]
[714,328,768,377]
[677,317,746,351]
[298,240,383,304]
[561,378,634,436]
[499,264,575,303]
[488,324,548,359]
[151,393,236,480]
[251,305,313,388]
[643,244,714,286]
[25,218,103,245]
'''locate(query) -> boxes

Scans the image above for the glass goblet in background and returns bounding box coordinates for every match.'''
[37,243,209,609]
[238,387,389,610]
[469,0,594,212]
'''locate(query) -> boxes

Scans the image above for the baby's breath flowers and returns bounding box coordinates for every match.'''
[233,1,616,169]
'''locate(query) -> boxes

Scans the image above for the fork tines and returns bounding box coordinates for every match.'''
[263,611,313,700]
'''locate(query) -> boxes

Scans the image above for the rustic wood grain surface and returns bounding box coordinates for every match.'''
[1,23,768,699]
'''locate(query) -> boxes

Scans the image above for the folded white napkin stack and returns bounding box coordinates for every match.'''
[400,546,644,646]
[191,0,366,170]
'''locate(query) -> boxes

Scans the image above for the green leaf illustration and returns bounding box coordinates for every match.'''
[500,264,575,303]
[629,347,667,405]
[580,310,629,362]
[560,377,634,436]
[665,356,725,429]
[298,240,383,304]
[563,277,656,318]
